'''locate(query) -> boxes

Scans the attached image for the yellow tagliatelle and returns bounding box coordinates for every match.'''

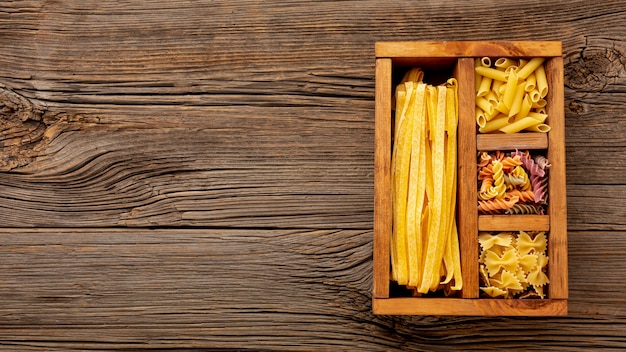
[475,57,550,133]
[390,68,462,295]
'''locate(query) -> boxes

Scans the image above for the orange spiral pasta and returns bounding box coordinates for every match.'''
[478,162,494,180]
[479,176,494,193]
[477,151,492,168]
[506,189,535,203]
[478,196,519,214]
[501,155,522,172]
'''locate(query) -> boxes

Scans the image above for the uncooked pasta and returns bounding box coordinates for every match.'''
[477,150,549,214]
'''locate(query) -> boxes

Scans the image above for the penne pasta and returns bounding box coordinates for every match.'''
[529,89,541,103]
[495,57,516,69]
[535,64,548,98]
[495,100,509,115]
[477,75,493,97]
[508,81,527,117]
[491,79,504,96]
[504,65,519,74]
[532,99,547,109]
[516,57,545,79]
[502,71,519,109]
[479,115,510,133]
[528,112,548,121]
[499,115,547,134]
[476,97,495,117]
[476,107,487,128]
[524,123,551,133]
[517,94,533,121]
[485,90,499,105]
[475,57,551,134]
[475,66,508,82]
[525,72,536,92]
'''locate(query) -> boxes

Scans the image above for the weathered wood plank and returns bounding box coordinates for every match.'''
[0,0,624,350]
[0,229,623,350]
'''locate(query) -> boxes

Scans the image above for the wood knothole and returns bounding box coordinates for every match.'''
[0,83,98,172]
[564,44,625,92]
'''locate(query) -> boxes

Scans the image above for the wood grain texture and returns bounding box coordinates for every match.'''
[455,58,479,299]
[373,58,391,299]
[0,229,623,351]
[0,0,625,349]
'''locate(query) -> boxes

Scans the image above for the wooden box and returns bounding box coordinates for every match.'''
[373,42,567,316]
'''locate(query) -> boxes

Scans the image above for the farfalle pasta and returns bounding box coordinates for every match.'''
[477,150,549,214]
[479,231,549,299]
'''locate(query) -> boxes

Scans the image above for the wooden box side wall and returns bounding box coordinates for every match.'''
[373,58,392,299]
[545,56,568,299]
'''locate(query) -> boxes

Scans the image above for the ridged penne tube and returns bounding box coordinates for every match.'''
[508,82,526,117]
[528,112,548,121]
[517,94,533,121]
[532,99,547,108]
[475,66,508,82]
[481,57,491,67]
[479,115,510,133]
[495,57,516,69]
[492,80,504,96]
[535,64,548,98]
[485,90,498,105]
[524,123,551,133]
[525,72,537,92]
[504,65,518,74]
[502,71,518,109]
[499,115,547,134]
[477,75,492,97]
[529,89,541,103]
[476,97,495,117]
[516,57,545,79]
[476,107,487,128]
[495,100,509,115]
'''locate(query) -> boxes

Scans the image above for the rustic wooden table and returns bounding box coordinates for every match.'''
[0,1,624,350]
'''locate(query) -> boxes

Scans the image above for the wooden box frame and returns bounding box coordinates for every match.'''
[373,41,567,316]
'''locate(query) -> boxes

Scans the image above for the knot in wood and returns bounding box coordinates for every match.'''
[568,100,585,114]
[0,84,47,171]
[565,46,624,92]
